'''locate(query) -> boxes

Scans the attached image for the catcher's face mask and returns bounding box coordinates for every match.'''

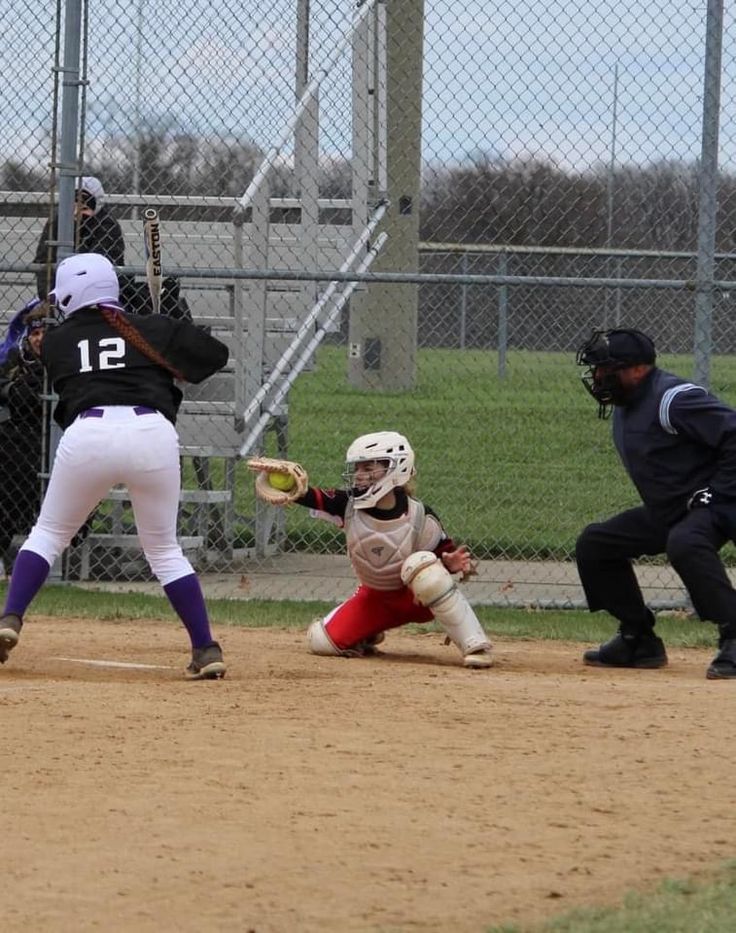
[343,431,416,509]
[345,456,389,487]
[576,328,656,418]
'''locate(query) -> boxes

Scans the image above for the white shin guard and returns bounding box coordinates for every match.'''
[401,551,492,666]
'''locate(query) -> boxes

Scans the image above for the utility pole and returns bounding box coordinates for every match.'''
[348,0,424,391]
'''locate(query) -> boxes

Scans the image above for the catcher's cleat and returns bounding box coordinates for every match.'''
[463,645,493,669]
[0,614,23,664]
[186,641,226,680]
[583,631,667,669]
[706,637,736,679]
[353,632,386,656]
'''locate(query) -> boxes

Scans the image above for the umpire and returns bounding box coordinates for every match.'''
[575,327,736,679]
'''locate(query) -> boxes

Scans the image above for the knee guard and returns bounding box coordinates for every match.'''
[401,551,492,667]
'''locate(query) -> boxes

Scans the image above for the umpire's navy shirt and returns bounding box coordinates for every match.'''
[612,367,736,526]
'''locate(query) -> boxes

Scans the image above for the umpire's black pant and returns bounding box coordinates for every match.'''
[576,506,736,637]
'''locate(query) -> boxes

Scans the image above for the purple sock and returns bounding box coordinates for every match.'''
[4,550,51,617]
[163,574,214,649]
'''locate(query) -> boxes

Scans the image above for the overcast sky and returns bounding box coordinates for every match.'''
[3,0,736,173]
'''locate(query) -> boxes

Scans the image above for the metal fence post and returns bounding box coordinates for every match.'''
[498,251,508,380]
[693,0,724,388]
[56,0,84,260]
[50,0,84,583]
[459,251,468,349]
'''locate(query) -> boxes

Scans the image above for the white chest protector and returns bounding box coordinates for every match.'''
[344,497,443,590]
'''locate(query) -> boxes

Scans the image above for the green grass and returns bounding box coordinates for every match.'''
[490,862,736,932]
[286,347,623,558]
[7,584,719,649]
[6,584,328,627]
[200,346,736,561]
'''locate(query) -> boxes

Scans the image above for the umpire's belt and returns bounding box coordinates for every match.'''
[79,406,157,418]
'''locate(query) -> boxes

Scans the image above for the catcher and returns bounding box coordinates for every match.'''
[247,430,493,668]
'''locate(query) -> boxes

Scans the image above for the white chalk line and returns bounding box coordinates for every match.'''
[0,684,52,694]
[52,657,174,671]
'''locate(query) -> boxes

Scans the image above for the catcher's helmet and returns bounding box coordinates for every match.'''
[576,328,656,417]
[49,253,120,319]
[343,431,415,509]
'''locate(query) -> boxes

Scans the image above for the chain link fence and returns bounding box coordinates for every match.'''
[2,1,736,605]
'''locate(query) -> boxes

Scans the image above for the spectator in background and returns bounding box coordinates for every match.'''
[34,175,191,320]
[130,273,194,321]
[34,176,127,300]
[0,300,48,575]
[0,297,42,374]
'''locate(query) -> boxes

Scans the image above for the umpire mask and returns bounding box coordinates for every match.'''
[576,328,656,418]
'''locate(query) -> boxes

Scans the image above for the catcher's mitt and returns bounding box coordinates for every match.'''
[246,456,309,505]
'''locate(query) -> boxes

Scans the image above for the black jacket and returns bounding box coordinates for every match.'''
[0,358,45,431]
[41,307,229,429]
[612,367,736,525]
[34,208,126,298]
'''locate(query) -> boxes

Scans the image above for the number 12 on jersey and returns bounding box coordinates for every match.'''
[77,337,127,372]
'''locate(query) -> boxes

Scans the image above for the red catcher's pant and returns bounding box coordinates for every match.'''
[324,584,435,649]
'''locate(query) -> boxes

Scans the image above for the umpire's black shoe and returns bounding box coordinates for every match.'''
[706,638,736,679]
[0,614,23,664]
[583,631,667,669]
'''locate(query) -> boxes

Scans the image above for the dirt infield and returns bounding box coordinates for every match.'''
[1,617,733,932]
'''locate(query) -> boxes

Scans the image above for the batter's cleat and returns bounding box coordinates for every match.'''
[186,641,226,680]
[706,638,736,679]
[583,631,667,669]
[0,614,23,664]
[463,645,493,669]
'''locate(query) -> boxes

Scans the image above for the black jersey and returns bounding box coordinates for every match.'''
[41,307,229,429]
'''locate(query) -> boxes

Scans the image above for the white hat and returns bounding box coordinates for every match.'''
[78,176,106,213]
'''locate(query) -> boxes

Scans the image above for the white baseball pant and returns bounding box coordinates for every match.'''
[21,405,193,585]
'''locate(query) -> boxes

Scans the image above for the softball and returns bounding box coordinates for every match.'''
[268,472,295,492]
